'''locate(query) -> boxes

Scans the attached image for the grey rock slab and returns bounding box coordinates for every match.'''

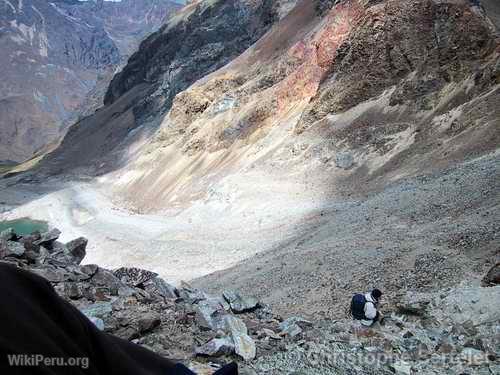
[34,229,61,248]
[390,360,412,375]
[80,264,99,277]
[224,315,255,361]
[138,313,161,334]
[279,317,313,331]
[65,237,88,265]
[195,337,235,357]
[195,299,228,331]
[222,290,259,313]
[143,277,178,299]
[1,240,25,257]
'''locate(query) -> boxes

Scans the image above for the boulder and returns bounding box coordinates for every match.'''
[0,240,25,258]
[64,282,83,300]
[0,228,16,241]
[232,330,256,361]
[195,299,227,331]
[65,237,88,264]
[143,277,178,299]
[33,229,61,249]
[80,264,99,277]
[178,281,207,303]
[461,347,487,366]
[138,313,161,334]
[261,328,281,340]
[115,326,142,341]
[113,267,158,287]
[396,300,429,317]
[390,360,412,375]
[481,263,500,286]
[224,315,255,361]
[222,290,259,313]
[91,268,135,296]
[195,337,234,357]
[224,315,248,336]
[278,317,313,338]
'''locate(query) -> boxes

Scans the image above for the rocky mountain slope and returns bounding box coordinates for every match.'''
[39,0,499,202]
[2,1,499,372]
[1,227,499,374]
[0,0,181,163]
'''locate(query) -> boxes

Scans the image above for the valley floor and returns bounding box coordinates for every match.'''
[0,151,499,319]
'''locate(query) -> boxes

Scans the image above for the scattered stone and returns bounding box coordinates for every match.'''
[232,331,256,361]
[195,299,227,331]
[222,290,259,313]
[481,263,500,286]
[81,264,99,276]
[195,337,234,357]
[64,282,83,300]
[396,301,429,317]
[113,267,158,287]
[178,281,207,303]
[461,348,488,366]
[143,277,178,299]
[188,362,222,375]
[65,237,88,264]
[33,229,61,249]
[138,313,161,334]
[261,328,281,340]
[335,152,354,169]
[1,240,25,257]
[391,360,412,375]
[0,228,16,241]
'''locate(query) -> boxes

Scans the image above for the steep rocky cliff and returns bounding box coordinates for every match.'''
[40,0,499,208]
[0,0,181,163]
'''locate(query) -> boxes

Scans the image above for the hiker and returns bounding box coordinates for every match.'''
[0,263,237,375]
[350,288,383,327]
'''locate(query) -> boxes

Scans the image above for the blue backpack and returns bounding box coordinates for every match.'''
[351,293,367,320]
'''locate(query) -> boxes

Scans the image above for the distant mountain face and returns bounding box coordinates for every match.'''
[0,0,182,163]
[39,0,499,213]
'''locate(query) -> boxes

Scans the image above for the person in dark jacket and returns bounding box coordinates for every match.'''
[350,288,383,327]
[0,263,237,375]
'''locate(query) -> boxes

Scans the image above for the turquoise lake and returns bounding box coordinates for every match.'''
[0,218,49,236]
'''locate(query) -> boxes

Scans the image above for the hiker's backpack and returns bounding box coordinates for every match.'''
[351,293,367,320]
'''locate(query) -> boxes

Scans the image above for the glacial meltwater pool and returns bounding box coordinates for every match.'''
[0,218,49,236]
